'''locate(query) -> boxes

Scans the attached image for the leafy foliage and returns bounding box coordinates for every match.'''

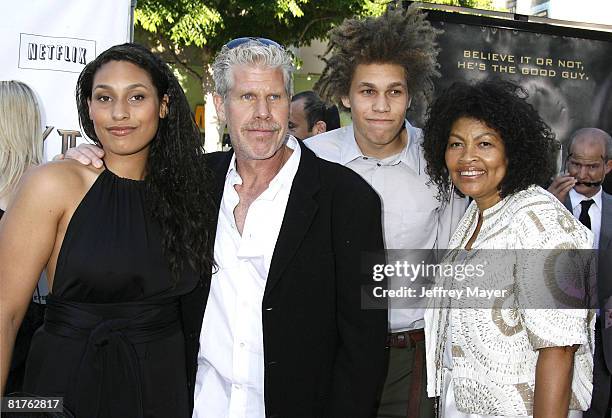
[135,0,387,53]
[422,0,501,11]
[133,0,500,95]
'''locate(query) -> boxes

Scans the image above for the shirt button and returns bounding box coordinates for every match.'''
[233,384,241,390]
[377,163,382,167]
[240,342,245,348]
[362,156,368,160]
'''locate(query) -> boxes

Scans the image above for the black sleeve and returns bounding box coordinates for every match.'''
[327,168,388,418]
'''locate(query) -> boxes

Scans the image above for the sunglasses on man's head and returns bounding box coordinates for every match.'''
[224,37,283,50]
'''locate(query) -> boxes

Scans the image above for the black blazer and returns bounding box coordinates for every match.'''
[181,142,388,417]
[564,192,612,372]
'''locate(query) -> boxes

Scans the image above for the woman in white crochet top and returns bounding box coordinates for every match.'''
[421,80,595,417]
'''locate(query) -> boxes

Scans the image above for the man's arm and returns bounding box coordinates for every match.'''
[547,174,576,202]
[328,169,388,417]
[61,144,105,168]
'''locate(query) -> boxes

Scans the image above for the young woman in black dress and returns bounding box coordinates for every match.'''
[0,43,216,417]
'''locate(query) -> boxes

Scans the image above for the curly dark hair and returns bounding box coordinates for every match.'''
[314,5,441,111]
[422,79,558,202]
[76,43,215,282]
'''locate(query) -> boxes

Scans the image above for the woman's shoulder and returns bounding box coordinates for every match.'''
[506,185,593,248]
[3,160,104,226]
[500,185,566,219]
[19,160,102,200]
[504,184,556,208]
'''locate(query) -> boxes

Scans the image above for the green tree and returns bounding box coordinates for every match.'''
[422,0,504,11]
[135,0,386,91]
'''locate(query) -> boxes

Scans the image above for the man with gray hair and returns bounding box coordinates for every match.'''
[548,128,612,418]
[63,38,387,417]
[180,38,388,418]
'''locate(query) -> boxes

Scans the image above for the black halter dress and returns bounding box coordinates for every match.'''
[22,168,198,418]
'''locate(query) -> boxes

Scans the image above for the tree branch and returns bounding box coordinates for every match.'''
[159,38,204,83]
[298,17,335,44]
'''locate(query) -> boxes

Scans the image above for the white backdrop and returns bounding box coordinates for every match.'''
[0,0,133,161]
[1,0,132,298]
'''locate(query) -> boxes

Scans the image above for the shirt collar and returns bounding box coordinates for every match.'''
[226,152,240,183]
[338,125,363,165]
[265,135,301,199]
[338,120,423,174]
[401,120,424,174]
[225,135,301,200]
[569,187,603,211]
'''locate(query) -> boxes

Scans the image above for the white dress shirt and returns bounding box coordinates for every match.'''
[569,187,602,249]
[305,122,467,332]
[193,136,301,418]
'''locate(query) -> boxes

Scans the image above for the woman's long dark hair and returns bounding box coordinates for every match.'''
[76,43,215,282]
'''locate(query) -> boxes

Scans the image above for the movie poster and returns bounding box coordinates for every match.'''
[413,11,612,157]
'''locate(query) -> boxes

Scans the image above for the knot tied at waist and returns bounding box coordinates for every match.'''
[43,295,182,418]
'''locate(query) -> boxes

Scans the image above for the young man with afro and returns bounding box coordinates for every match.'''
[305,6,467,418]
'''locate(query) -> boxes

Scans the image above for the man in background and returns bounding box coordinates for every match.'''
[289,90,340,140]
[548,127,612,418]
